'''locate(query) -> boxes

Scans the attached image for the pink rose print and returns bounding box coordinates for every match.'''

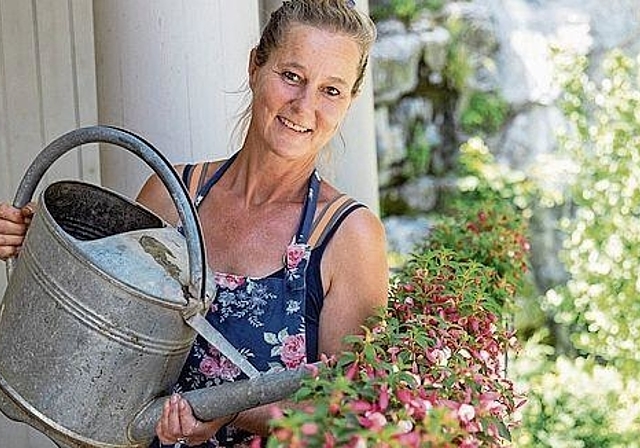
[280,333,307,369]
[214,272,246,291]
[199,356,220,377]
[286,244,308,271]
[199,351,241,381]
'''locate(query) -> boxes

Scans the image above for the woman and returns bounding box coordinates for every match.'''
[0,1,387,446]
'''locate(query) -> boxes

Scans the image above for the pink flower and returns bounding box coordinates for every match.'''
[361,411,387,430]
[199,352,241,381]
[217,357,242,381]
[426,347,452,366]
[459,436,480,448]
[324,432,336,447]
[301,422,319,436]
[214,273,245,290]
[280,333,307,369]
[378,386,389,411]
[350,400,372,413]
[269,405,284,419]
[458,403,476,424]
[199,356,219,377]
[286,244,308,270]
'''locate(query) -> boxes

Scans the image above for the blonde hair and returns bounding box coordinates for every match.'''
[256,0,377,96]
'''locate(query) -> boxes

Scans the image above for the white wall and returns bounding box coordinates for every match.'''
[0,1,98,446]
[93,0,261,198]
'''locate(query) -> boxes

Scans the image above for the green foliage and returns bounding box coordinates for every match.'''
[266,250,523,447]
[442,17,473,92]
[380,191,413,218]
[511,48,640,446]
[512,334,640,448]
[459,91,510,136]
[455,138,535,213]
[370,0,447,23]
[546,49,640,371]
[406,124,432,176]
[428,137,535,322]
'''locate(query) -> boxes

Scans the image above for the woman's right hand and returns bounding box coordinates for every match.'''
[0,203,35,261]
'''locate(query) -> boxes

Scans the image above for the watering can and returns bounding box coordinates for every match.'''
[0,126,310,448]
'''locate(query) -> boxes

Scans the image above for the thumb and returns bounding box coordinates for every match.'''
[21,202,37,217]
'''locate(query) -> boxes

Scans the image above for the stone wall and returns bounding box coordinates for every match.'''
[372,0,640,290]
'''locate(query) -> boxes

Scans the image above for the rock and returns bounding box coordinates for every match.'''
[375,107,407,179]
[383,215,433,256]
[371,31,424,104]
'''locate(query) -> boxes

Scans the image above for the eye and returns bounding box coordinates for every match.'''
[324,86,341,97]
[281,71,302,85]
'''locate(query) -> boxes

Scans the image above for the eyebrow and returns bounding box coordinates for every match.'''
[280,62,350,88]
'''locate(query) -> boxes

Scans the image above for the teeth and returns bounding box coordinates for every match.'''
[280,117,310,133]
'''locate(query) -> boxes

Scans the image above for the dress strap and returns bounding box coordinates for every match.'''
[183,162,212,201]
[308,194,363,248]
[192,153,239,208]
[294,171,322,245]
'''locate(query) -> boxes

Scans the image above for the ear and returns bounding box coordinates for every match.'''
[248,48,258,90]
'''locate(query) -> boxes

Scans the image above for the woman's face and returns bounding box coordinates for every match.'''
[248,24,361,161]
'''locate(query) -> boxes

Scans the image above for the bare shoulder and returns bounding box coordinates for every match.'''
[136,164,189,225]
[136,160,227,225]
[321,195,388,286]
[336,204,385,244]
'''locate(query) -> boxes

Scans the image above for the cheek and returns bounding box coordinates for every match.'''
[319,102,350,130]
[261,84,294,116]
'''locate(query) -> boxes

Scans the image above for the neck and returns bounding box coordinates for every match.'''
[223,147,317,208]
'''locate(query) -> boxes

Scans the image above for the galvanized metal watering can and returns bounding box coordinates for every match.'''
[0,126,309,448]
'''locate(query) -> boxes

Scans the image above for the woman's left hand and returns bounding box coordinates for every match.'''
[156,393,220,446]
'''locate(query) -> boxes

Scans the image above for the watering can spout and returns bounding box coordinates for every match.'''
[129,364,315,443]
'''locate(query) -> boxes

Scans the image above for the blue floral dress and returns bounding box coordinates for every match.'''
[152,154,323,447]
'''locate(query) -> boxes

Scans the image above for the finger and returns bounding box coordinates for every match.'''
[179,399,215,445]
[156,398,171,441]
[0,204,26,224]
[0,220,27,240]
[0,233,27,246]
[178,398,197,436]
[21,202,37,217]
[156,395,179,444]
[0,235,25,261]
[0,245,19,261]
[167,393,184,437]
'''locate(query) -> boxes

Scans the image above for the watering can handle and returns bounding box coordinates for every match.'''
[6,125,207,301]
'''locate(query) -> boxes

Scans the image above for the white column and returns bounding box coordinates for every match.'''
[93,0,261,197]
[259,0,380,213]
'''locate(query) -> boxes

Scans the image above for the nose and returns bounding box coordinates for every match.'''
[291,86,317,114]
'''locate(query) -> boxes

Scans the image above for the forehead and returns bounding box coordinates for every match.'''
[271,24,361,81]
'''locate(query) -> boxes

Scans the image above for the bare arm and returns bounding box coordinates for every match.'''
[318,206,389,355]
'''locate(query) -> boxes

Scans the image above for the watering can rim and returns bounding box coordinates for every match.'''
[35,179,212,308]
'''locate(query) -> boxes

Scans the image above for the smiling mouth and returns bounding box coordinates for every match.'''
[279,116,312,133]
